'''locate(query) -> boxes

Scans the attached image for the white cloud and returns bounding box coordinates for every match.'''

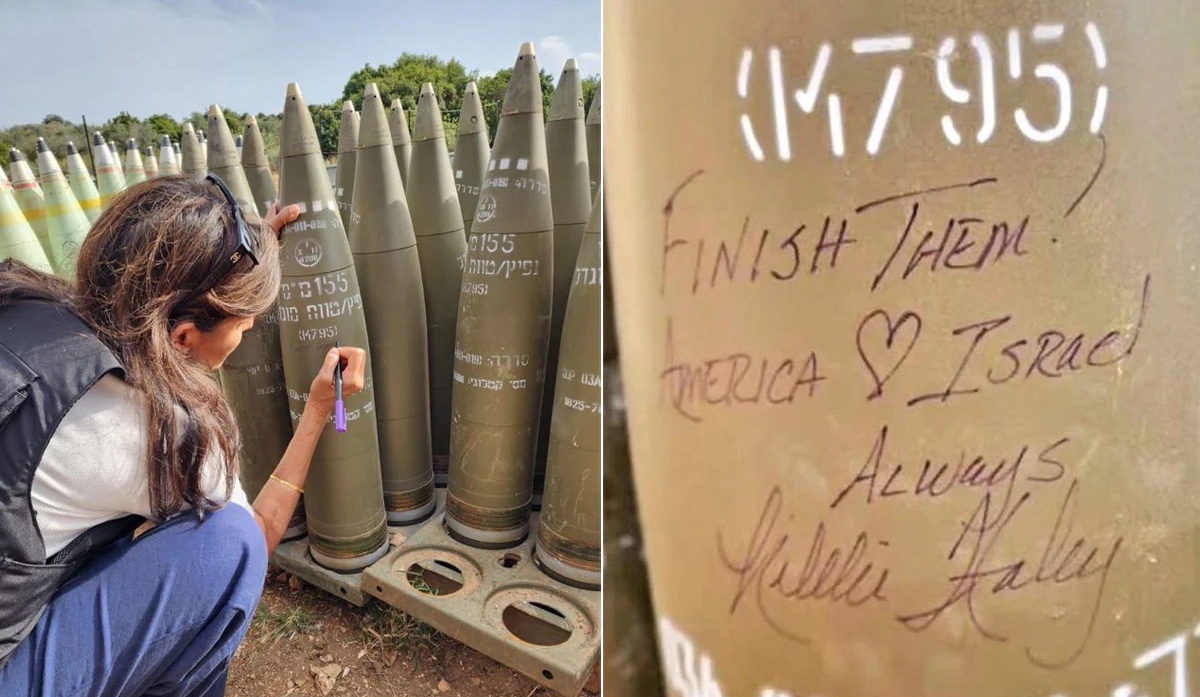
[577,51,602,78]
[536,35,600,77]
[537,35,573,74]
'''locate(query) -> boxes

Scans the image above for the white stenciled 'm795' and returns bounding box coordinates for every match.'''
[738,22,1108,161]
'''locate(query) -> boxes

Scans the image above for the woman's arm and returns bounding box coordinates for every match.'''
[250,344,367,555]
[251,402,326,555]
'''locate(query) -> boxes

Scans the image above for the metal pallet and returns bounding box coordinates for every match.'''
[269,489,600,696]
[272,535,372,607]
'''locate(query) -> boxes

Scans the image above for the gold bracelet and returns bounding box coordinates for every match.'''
[269,473,304,495]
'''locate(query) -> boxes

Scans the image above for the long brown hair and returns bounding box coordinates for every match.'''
[0,176,280,519]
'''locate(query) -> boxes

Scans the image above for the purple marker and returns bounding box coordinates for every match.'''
[334,341,347,432]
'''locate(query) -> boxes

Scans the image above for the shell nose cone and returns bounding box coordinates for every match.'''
[356,82,393,149]
[502,42,545,115]
[414,83,447,142]
[280,81,323,159]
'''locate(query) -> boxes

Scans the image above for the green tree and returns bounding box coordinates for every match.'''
[185,111,206,138]
[341,53,475,151]
[42,114,67,125]
[255,113,282,168]
[582,75,599,115]
[144,114,181,142]
[0,119,88,161]
[342,53,472,117]
[308,102,341,158]
[222,108,245,136]
[109,111,139,128]
[101,111,156,152]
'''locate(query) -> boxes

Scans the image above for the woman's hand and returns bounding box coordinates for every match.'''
[306,345,368,419]
[264,202,301,238]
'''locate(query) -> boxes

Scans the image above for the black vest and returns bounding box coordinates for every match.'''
[0,299,143,671]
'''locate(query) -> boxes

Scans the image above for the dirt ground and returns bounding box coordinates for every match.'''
[227,566,597,697]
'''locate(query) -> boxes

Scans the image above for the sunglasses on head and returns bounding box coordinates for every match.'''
[171,174,260,317]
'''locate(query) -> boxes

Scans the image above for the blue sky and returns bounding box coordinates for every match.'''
[0,0,600,127]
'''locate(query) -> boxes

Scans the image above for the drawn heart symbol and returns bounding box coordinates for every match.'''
[856,309,922,401]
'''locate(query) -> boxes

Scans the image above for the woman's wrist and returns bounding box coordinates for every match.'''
[301,399,333,424]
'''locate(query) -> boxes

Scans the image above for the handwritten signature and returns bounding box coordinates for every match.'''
[895,477,1122,668]
[718,477,1121,668]
[717,485,891,643]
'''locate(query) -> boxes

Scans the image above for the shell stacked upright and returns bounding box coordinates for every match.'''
[124,139,146,186]
[64,143,101,223]
[143,146,159,179]
[91,133,125,210]
[408,81,468,484]
[181,123,206,177]
[0,165,51,272]
[447,43,555,548]
[535,189,602,590]
[454,81,490,236]
[208,103,306,542]
[388,99,412,190]
[242,116,277,215]
[158,136,179,176]
[536,58,593,491]
[9,149,47,254]
[196,131,208,169]
[107,139,125,185]
[585,83,601,198]
[276,82,388,572]
[335,101,359,230]
[33,138,90,276]
[348,82,435,525]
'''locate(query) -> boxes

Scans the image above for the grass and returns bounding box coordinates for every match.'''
[249,602,323,646]
[244,569,443,665]
[359,602,443,657]
[405,565,439,596]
